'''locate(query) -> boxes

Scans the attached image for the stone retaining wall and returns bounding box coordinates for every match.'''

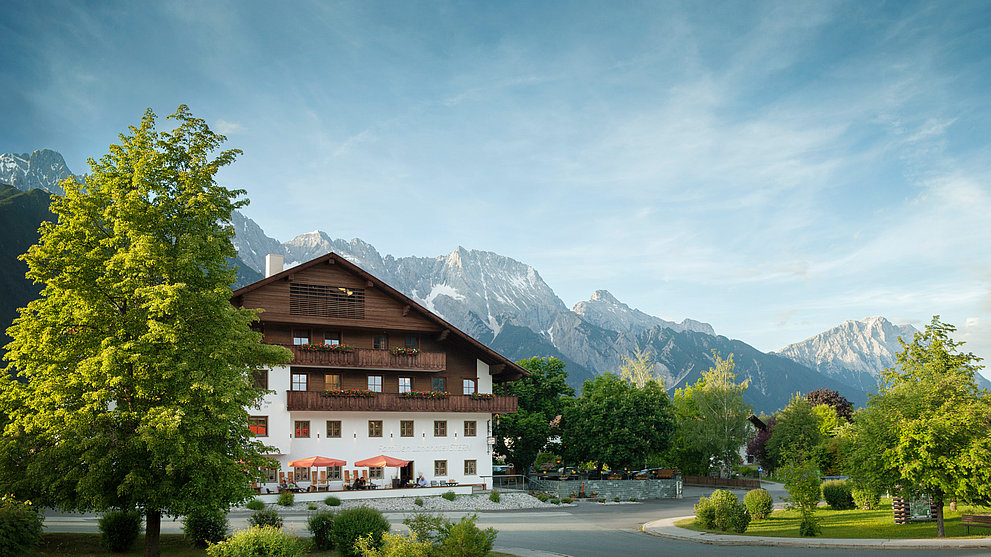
[528,478,682,500]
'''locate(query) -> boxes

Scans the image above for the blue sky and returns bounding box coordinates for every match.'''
[3,1,990,378]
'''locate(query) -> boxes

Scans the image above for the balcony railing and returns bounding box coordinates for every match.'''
[286,391,518,414]
[286,345,446,371]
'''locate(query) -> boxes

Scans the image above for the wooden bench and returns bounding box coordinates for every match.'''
[961,515,991,535]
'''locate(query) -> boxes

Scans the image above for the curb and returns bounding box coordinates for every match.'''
[642,516,991,550]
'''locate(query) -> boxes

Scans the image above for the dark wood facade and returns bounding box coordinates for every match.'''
[232,253,526,408]
[286,391,518,413]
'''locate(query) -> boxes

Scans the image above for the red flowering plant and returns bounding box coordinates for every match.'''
[391,347,420,356]
[470,393,495,400]
[399,390,450,399]
[299,343,355,352]
[322,389,376,398]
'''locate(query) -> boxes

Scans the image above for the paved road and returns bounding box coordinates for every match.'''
[42,485,990,557]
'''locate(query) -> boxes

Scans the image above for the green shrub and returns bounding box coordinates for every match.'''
[98,509,143,552]
[693,490,749,533]
[851,485,881,510]
[403,512,449,545]
[822,480,855,510]
[561,497,573,504]
[307,503,318,511]
[414,497,424,507]
[206,525,304,557]
[744,488,774,520]
[355,532,432,557]
[249,508,284,529]
[550,498,560,505]
[629,497,637,502]
[439,515,497,557]
[182,508,229,549]
[325,496,342,507]
[307,510,336,551]
[331,506,391,557]
[0,494,44,557]
[488,491,500,503]
[246,499,266,511]
[277,491,295,507]
[613,497,620,502]
[535,494,549,502]
[442,491,457,501]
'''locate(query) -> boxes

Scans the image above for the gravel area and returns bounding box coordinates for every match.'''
[240,492,559,513]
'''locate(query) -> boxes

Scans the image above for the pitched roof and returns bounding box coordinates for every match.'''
[231,252,528,382]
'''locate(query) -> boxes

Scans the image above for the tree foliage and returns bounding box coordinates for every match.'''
[619,348,663,388]
[805,388,853,422]
[0,106,291,556]
[765,395,823,469]
[842,316,991,537]
[494,357,574,473]
[670,353,751,475]
[561,373,674,471]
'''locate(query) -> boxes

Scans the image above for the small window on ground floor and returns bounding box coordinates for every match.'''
[369,466,384,479]
[464,460,477,475]
[264,468,278,482]
[434,460,447,476]
[327,466,342,480]
[369,420,383,437]
[434,420,447,437]
[400,420,414,437]
[295,467,310,482]
[326,420,341,438]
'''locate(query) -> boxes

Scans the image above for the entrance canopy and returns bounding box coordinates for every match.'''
[288,456,347,467]
[353,455,410,467]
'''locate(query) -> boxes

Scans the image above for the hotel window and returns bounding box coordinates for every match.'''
[291,372,307,391]
[248,416,268,437]
[368,420,383,437]
[405,335,419,349]
[434,460,447,476]
[399,377,411,393]
[400,420,414,437]
[373,334,388,350]
[463,379,476,395]
[432,377,446,392]
[295,467,310,481]
[464,460,477,475]
[294,420,310,438]
[434,420,447,437]
[327,466,342,480]
[324,331,341,345]
[326,420,341,438]
[369,466,384,479]
[368,375,383,392]
[464,420,477,437]
[325,374,341,391]
[252,370,269,390]
[292,329,310,345]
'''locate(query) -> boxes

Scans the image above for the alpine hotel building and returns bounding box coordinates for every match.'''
[231,253,526,492]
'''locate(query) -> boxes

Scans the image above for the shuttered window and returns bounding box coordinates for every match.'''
[289,284,365,319]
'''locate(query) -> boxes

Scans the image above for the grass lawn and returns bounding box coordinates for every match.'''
[675,499,991,539]
[39,533,519,556]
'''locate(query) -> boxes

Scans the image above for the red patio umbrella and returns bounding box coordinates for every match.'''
[353,455,409,467]
[288,456,347,467]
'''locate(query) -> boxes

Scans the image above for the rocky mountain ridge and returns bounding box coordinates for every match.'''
[0,149,74,195]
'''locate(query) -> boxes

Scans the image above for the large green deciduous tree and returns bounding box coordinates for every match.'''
[669,353,751,476]
[765,395,823,469]
[0,106,291,557]
[494,357,575,474]
[843,316,991,537]
[561,372,674,471]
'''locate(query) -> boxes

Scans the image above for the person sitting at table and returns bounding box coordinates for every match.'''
[352,477,365,490]
[416,475,428,487]
[278,480,289,491]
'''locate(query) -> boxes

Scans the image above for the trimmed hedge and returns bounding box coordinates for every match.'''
[182,508,229,548]
[249,508,284,529]
[331,506,391,557]
[822,479,855,510]
[694,489,750,533]
[744,488,774,520]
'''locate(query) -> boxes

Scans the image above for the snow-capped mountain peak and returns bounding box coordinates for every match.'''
[573,289,715,336]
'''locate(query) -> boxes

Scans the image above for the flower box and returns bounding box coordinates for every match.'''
[299,343,355,352]
[390,347,420,356]
[398,390,450,399]
[470,393,495,400]
[322,389,376,398]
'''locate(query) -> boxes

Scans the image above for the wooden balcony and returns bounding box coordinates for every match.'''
[286,391,518,414]
[286,345,446,371]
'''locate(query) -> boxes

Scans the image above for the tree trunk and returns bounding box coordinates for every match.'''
[934,494,945,537]
[145,510,161,557]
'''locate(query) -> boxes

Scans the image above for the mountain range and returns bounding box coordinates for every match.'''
[7,148,977,412]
